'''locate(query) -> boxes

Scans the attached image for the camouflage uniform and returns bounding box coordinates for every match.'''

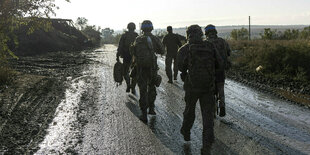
[131,20,165,123]
[178,25,223,153]
[117,23,138,93]
[162,26,182,82]
[205,24,231,117]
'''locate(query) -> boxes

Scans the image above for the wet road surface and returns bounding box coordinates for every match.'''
[36,45,310,154]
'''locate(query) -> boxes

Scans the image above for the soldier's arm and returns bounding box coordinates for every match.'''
[154,36,166,55]
[177,44,189,73]
[117,34,126,57]
[214,47,224,70]
[162,35,167,46]
[225,40,231,57]
[176,34,182,47]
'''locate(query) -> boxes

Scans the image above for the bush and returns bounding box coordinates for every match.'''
[229,40,310,82]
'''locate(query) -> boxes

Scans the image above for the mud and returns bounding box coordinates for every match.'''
[227,68,310,108]
[1,45,310,154]
[0,50,92,154]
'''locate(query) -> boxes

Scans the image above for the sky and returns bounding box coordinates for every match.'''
[54,0,310,30]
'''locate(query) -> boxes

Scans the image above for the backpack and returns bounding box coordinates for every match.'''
[113,61,123,85]
[134,35,156,68]
[187,42,216,91]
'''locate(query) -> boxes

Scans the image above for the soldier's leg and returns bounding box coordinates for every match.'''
[181,91,199,141]
[148,83,157,115]
[165,56,173,83]
[137,74,148,122]
[173,56,178,80]
[199,93,215,150]
[217,82,226,117]
[123,62,131,92]
[130,67,137,94]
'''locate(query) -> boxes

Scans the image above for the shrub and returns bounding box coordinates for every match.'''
[229,40,310,82]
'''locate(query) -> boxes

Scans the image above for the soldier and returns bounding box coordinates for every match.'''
[178,25,223,154]
[205,24,231,117]
[131,20,165,123]
[116,22,138,94]
[162,26,182,83]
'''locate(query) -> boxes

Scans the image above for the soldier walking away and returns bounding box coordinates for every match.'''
[116,22,139,94]
[205,24,231,117]
[131,20,165,123]
[177,25,223,154]
[162,26,182,83]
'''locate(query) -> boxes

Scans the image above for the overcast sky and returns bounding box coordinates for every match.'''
[54,0,310,30]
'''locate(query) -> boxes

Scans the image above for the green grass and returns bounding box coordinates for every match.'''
[228,40,310,82]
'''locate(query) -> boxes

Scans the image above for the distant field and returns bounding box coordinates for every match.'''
[169,25,308,39]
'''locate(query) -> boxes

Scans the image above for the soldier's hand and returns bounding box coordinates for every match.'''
[181,72,187,82]
[116,56,120,62]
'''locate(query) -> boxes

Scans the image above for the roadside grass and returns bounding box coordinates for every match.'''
[228,40,310,83]
[0,64,13,85]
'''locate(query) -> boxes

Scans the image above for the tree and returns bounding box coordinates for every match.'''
[230,27,249,40]
[76,17,88,30]
[0,0,70,62]
[82,25,102,46]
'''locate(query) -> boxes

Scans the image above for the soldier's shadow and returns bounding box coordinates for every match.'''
[125,94,193,154]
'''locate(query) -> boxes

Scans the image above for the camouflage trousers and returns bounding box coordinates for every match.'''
[165,56,178,80]
[137,67,157,112]
[181,91,215,148]
[123,61,131,88]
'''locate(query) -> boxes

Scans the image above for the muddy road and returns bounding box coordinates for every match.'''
[1,45,309,154]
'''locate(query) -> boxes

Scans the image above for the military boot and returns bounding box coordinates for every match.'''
[219,101,226,117]
[139,110,148,123]
[126,86,130,92]
[180,127,190,141]
[131,88,136,95]
[148,108,156,115]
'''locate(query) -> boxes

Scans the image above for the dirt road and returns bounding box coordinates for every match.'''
[3,45,309,154]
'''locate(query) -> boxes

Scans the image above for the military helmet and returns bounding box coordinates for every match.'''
[205,24,217,35]
[141,20,153,32]
[186,24,203,38]
[127,22,136,30]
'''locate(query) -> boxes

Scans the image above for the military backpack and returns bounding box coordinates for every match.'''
[187,42,216,91]
[113,61,123,85]
[133,35,156,68]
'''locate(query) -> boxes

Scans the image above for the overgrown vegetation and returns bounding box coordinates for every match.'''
[229,40,310,83]
[76,17,102,46]
[0,0,69,85]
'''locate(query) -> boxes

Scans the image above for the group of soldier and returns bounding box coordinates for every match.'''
[116,20,231,154]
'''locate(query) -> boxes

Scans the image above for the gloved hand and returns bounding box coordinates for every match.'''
[116,56,120,62]
[180,72,187,82]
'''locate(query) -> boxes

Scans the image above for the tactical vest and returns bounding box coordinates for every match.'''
[187,42,216,91]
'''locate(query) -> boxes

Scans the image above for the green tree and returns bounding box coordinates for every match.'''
[300,26,310,39]
[230,27,249,40]
[0,0,70,62]
[76,17,88,30]
[82,25,102,46]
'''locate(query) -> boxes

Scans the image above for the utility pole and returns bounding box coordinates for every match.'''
[249,16,251,40]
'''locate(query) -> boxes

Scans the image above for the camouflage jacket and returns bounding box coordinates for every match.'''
[162,33,182,58]
[207,35,231,82]
[117,31,138,63]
